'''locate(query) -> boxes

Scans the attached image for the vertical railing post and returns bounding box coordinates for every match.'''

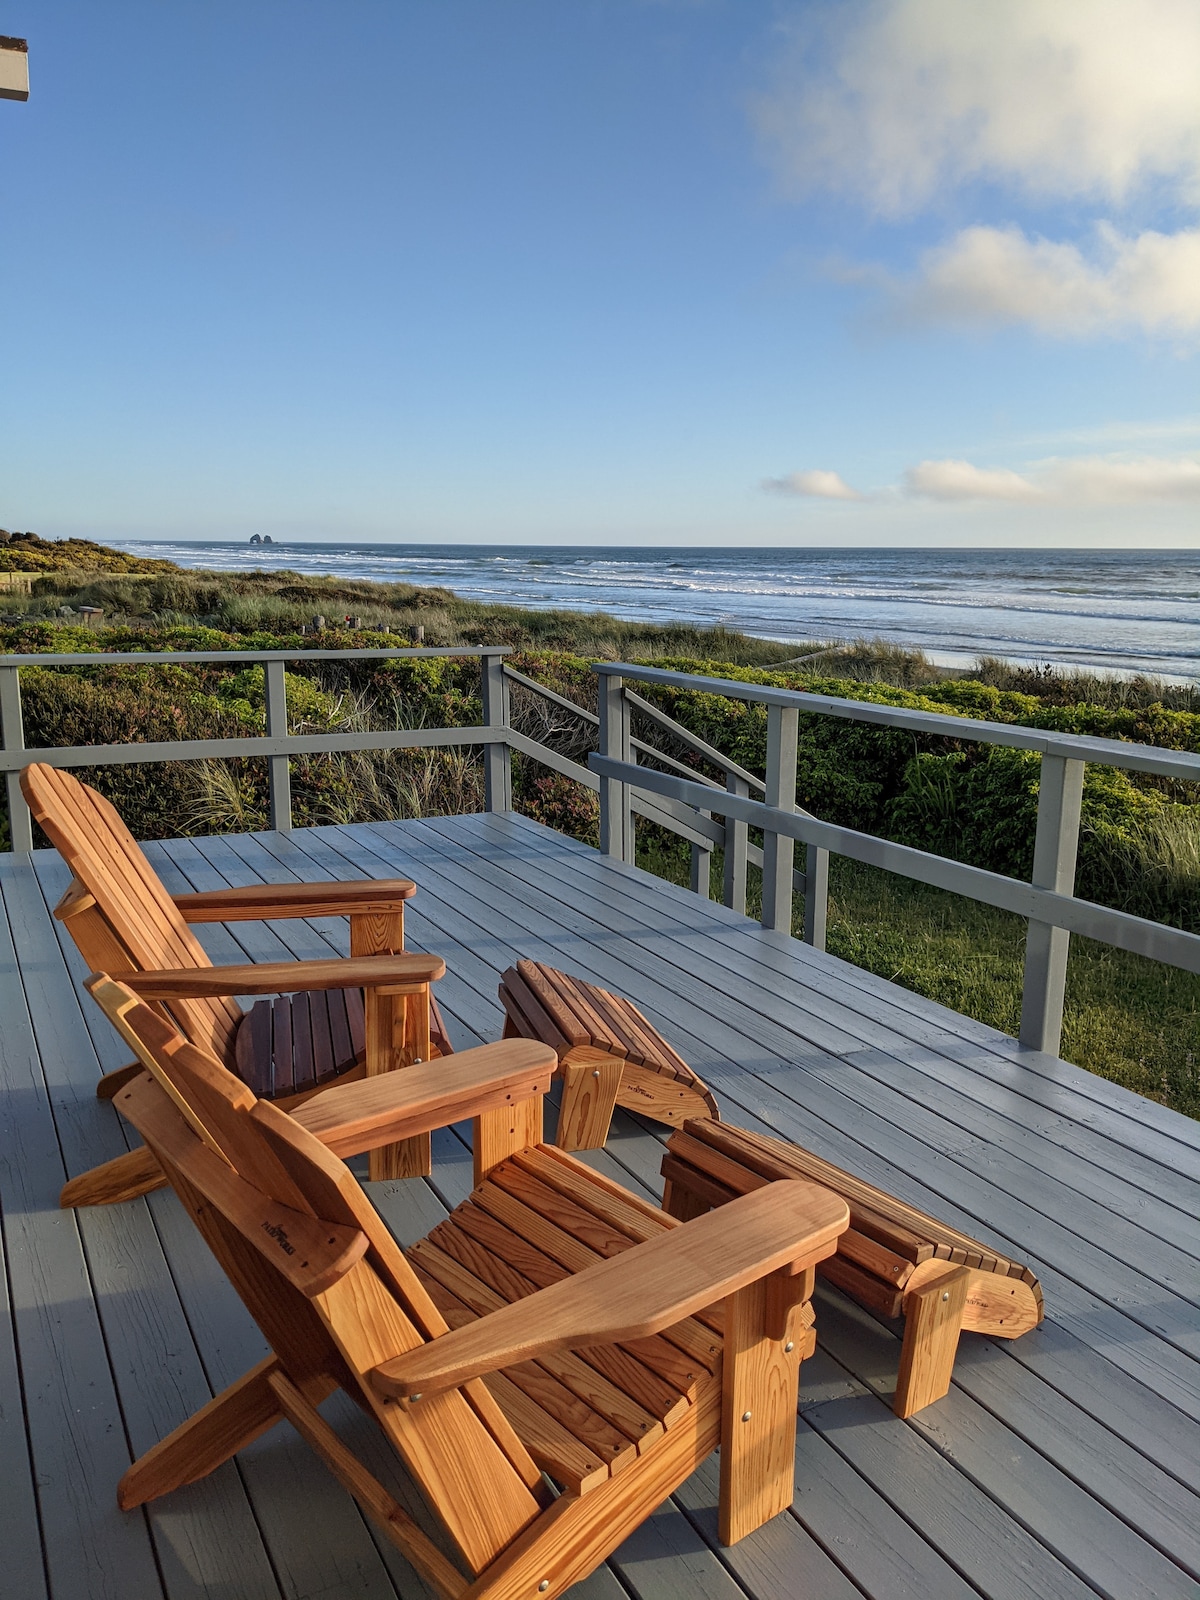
[803,843,829,950]
[689,819,713,900]
[264,659,292,832]
[598,672,633,862]
[1019,754,1085,1055]
[761,703,799,933]
[723,773,748,915]
[482,653,512,812]
[0,666,33,853]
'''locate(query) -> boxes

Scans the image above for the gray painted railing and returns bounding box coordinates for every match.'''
[0,646,513,854]
[591,661,1200,1058]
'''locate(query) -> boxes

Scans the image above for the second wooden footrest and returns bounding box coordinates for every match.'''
[498,959,719,1150]
[660,1118,1043,1418]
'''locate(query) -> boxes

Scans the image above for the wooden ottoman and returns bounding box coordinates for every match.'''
[498,960,719,1150]
[661,1118,1043,1417]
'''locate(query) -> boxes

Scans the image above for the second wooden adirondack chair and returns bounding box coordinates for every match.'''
[21,761,453,1199]
[88,972,848,1597]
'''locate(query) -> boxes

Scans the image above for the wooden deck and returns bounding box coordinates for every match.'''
[2,811,1198,1600]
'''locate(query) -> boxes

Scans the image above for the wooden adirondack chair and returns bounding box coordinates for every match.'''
[89,971,848,1597]
[20,761,453,1200]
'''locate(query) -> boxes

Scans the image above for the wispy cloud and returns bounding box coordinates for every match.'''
[754,0,1200,217]
[904,460,1040,501]
[762,469,862,500]
[905,453,1200,503]
[1002,416,1200,450]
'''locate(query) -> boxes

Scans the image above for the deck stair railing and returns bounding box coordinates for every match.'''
[3,646,1198,1061]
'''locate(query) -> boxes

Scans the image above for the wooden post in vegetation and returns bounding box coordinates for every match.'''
[803,844,829,951]
[598,673,633,863]
[1019,753,1085,1055]
[0,666,33,852]
[263,660,292,831]
[689,824,713,900]
[723,773,749,915]
[482,651,512,812]
[761,704,799,933]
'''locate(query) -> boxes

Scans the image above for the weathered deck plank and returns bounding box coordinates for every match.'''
[2,814,1197,1600]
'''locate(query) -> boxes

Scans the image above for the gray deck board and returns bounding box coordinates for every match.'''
[2,814,1198,1600]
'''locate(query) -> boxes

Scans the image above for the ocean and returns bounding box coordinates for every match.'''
[111,542,1200,685]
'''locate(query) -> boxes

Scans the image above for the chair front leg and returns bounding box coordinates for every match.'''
[719,1265,813,1545]
[350,905,404,959]
[351,904,432,1181]
[364,982,434,1180]
[555,1046,623,1150]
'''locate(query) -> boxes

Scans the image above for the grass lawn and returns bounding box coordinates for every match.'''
[635,838,1199,1121]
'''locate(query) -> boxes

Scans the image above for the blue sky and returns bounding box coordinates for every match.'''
[2,1,1198,547]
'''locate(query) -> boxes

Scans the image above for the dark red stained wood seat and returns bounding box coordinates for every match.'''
[236,987,454,1100]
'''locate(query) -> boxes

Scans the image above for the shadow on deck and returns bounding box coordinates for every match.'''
[1,812,1198,1600]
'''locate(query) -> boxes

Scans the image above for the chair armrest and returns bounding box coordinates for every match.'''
[174,879,417,923]
[288,1039,556,1156]
[372,1181,848,1399]
[125,950,445,999]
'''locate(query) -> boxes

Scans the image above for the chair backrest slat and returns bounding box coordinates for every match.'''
[22,764,242,1062]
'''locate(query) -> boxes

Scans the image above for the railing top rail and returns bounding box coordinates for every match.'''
[593,661,1200,783]
[0,646,511,668]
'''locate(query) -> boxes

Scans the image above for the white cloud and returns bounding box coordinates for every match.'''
[904,460,1040,501]
[1046,455,1200,502]
[755,0,1200,216]
[900,223,1200,337]
[762,469,862,499]
[905,453,1200,503]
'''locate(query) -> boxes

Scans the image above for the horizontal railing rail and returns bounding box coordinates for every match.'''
[0,724,506,771]
[0,646,506,667]
[590,662,1199,1057]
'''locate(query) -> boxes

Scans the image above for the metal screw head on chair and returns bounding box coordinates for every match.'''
[538,1582,550,1592]
[942,1292,950,1302]
[784,1340,795,1353]
[741,1411,752,1422]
